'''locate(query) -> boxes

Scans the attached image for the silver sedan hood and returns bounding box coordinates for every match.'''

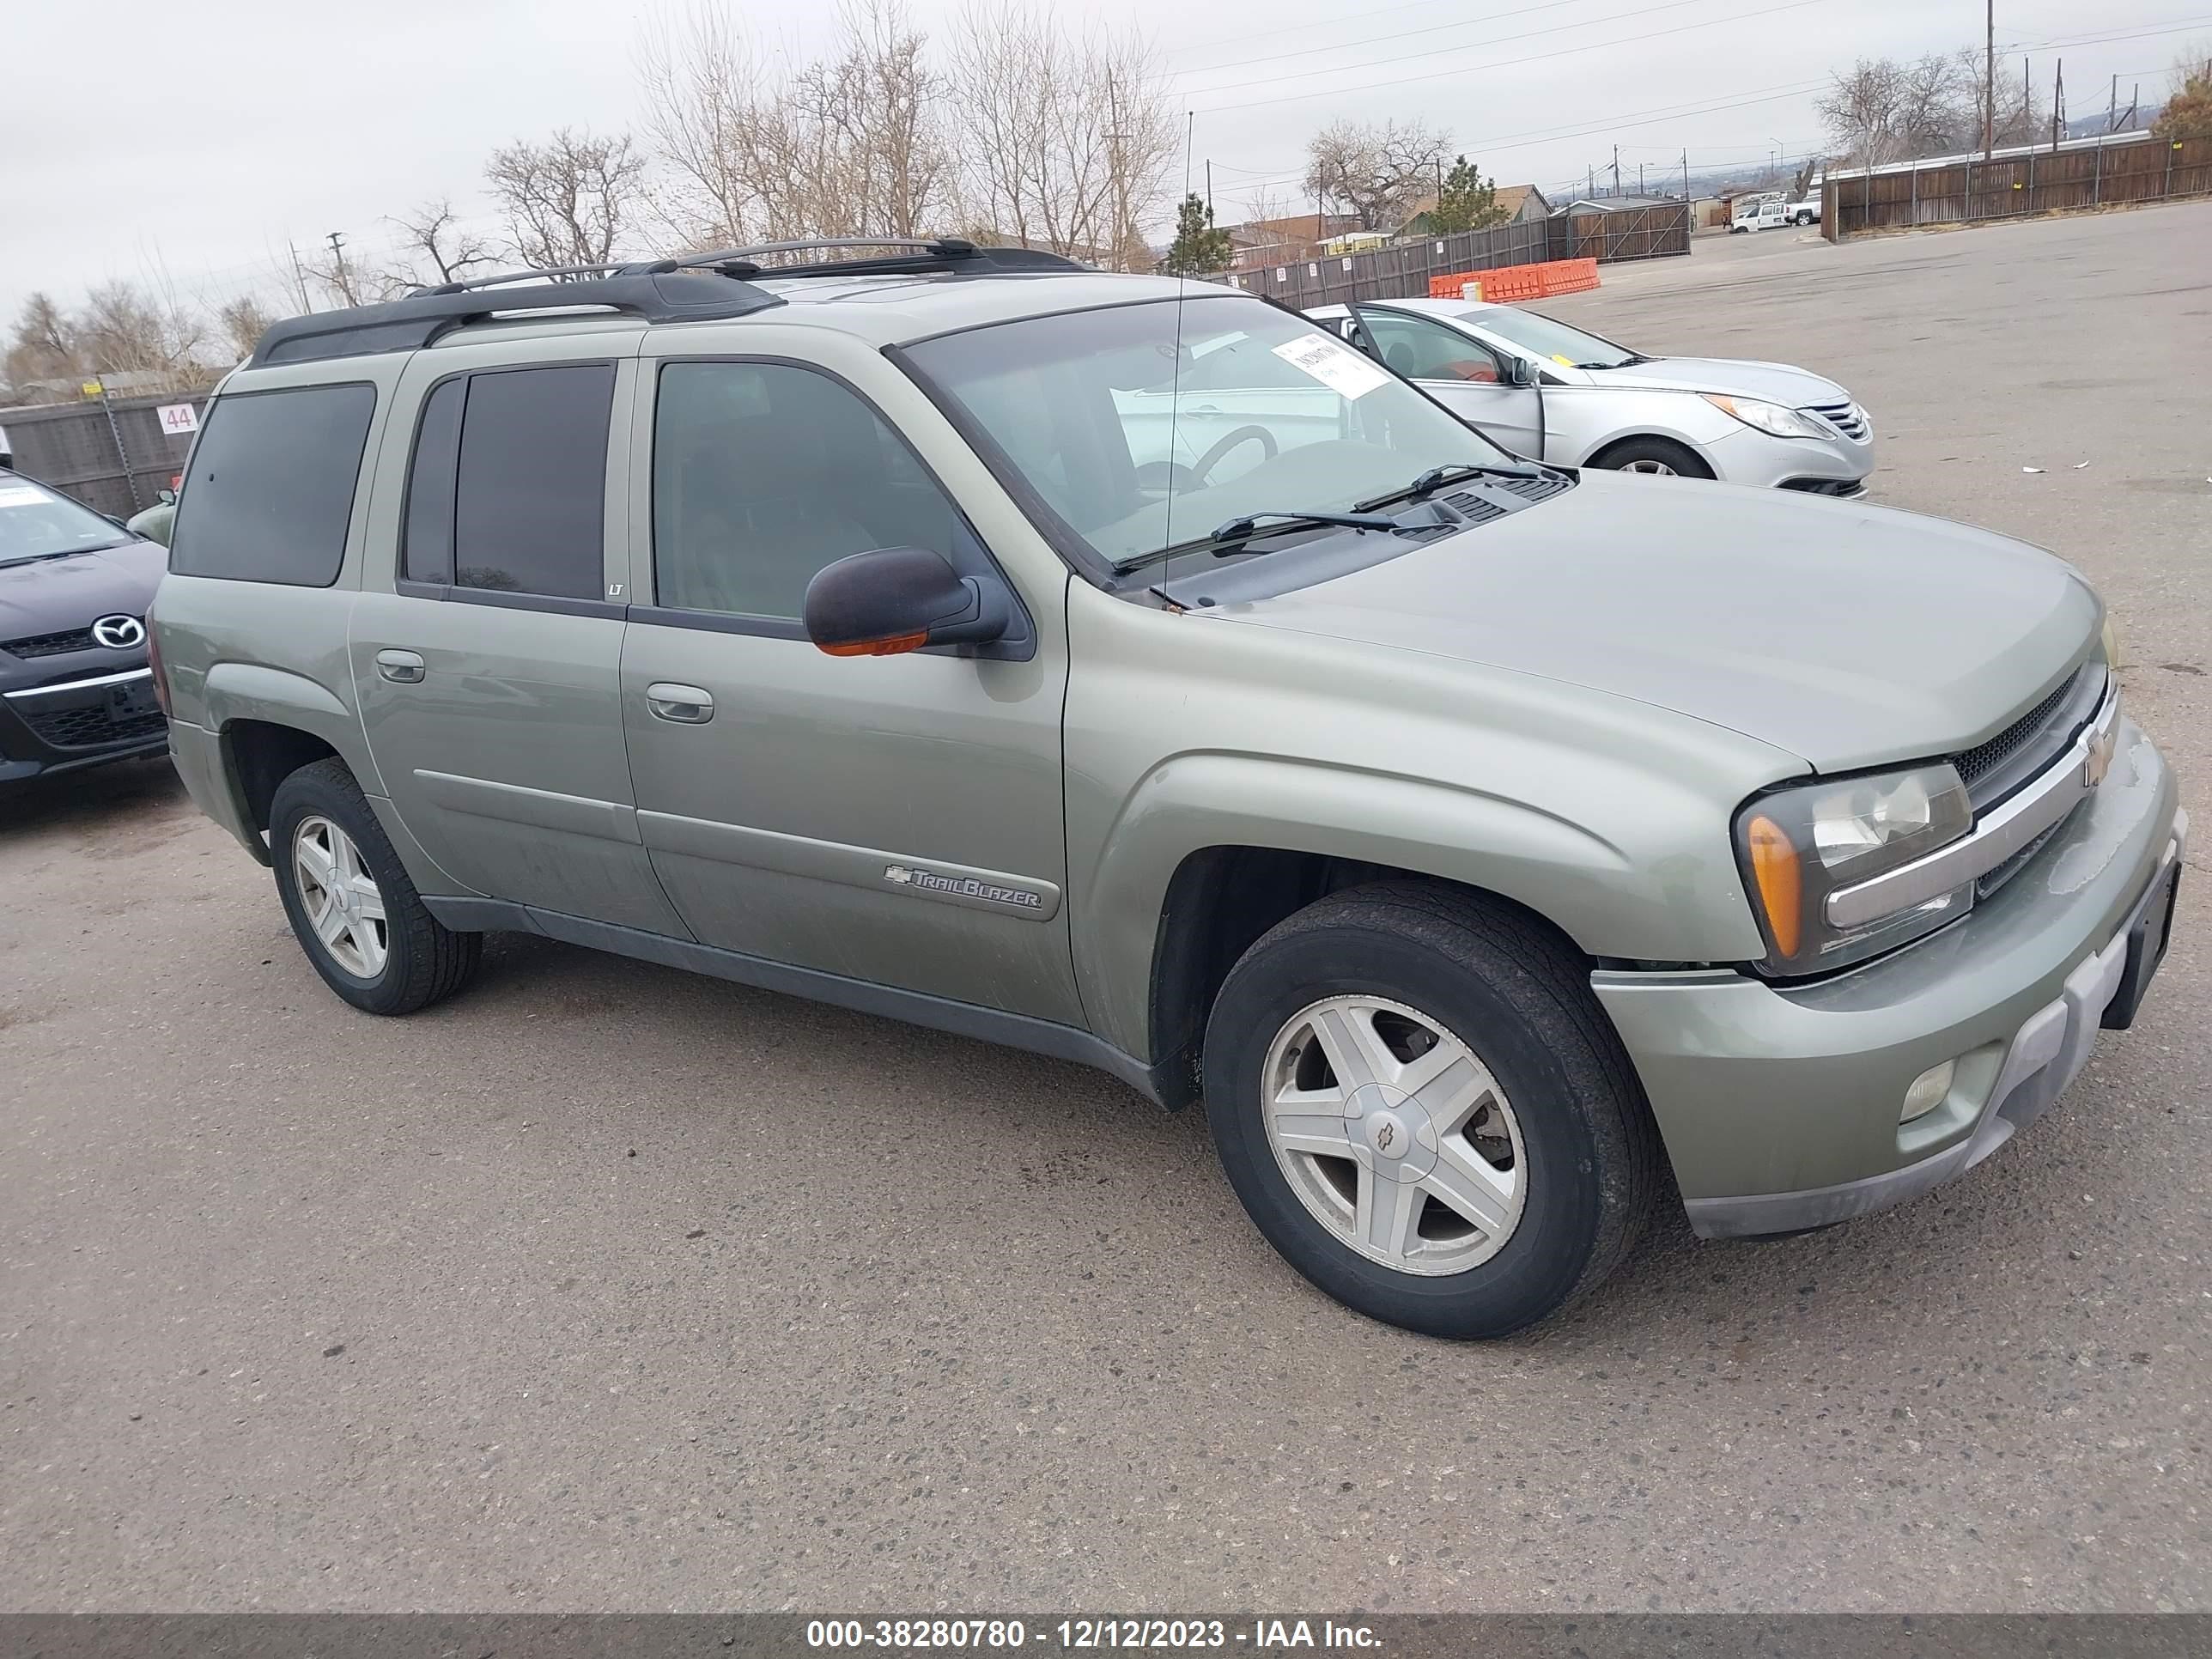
[1213,473,2099,774]
[1582,356,1850,406]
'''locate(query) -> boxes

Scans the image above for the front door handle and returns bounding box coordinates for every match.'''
[375,649,425,684]
[646,682,714,724]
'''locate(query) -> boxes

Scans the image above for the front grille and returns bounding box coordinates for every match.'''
[1802,400,1869,441]
[2,626,96,659]
[18,704,166,750]
[1953,663,2106,809]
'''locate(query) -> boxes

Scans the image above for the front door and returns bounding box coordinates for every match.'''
[616,346,1079,1024]
[350,337,688,937]
[1353,306,1547,460]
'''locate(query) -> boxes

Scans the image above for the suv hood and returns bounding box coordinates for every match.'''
[0,538,166,647]
[1212,473,2098,774]
[1583,356,1848,406]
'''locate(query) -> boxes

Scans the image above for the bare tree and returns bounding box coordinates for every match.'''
[5,292,82,390]
[1820,51,2042,163]
[636,6,765,250]
[485,127,647,270]
[950,3,1177,266]
[1303,118,1452,232]
[217,296,276,362]
[386,198,495,287]
[76,280,204,387]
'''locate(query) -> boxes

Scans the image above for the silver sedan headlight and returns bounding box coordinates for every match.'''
[1735,763,1975,975]
[1701,392,1831,441]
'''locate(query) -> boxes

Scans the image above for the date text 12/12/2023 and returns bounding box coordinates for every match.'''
[805,1619,1382,1650]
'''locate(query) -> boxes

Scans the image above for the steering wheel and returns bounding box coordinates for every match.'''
[1188,424,1278,489]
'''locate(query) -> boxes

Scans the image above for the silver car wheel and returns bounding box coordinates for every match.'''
[1619,459,1678,476]
[1261,994,1527,1276]
[292,815,389,979]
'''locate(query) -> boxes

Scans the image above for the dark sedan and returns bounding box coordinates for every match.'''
[0,471,168,786]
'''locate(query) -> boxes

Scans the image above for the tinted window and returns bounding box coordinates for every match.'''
[653,362,964,619]
[167,384,375,585]
[402,377,465,584]
[452,364,613,599]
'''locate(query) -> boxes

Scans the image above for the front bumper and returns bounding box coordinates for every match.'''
[1595,722,2182,1237]
[0,664,169,784]
[1704,422,1873,492]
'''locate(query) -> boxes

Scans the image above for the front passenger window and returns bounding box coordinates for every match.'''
[652,362,965,620]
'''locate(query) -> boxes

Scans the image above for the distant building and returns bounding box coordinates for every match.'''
[1395,184,1551,238]
[1550,193,1683,215]
[1224,212,1364,275]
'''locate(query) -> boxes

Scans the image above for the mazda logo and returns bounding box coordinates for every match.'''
[91,614,146,650]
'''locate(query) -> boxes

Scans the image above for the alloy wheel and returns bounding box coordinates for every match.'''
[292,815,389,978]
[1260,994,1526,1275]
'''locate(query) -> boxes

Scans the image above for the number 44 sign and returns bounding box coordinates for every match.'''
[157,403,199,436]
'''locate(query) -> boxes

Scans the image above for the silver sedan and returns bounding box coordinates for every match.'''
[1307,297,1873,495]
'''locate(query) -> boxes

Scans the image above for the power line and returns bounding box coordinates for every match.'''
[1170,0,1711,88]
[1190,0,1823,112]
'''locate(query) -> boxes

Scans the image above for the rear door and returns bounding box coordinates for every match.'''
[349,332,688,936]
[1352,306,1546,459]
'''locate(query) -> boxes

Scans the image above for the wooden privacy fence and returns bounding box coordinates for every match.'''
[1826,131,2212,238]
[1230,202,1689,307]
[3,392,206,518]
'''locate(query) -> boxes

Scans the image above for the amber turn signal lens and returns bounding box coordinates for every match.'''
[1745,813,1802,959]
[818,632,928,658]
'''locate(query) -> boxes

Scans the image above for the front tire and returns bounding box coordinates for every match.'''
[1589,435,1714,479]
[1201,883,1660,1339]
[270,757,481,1015]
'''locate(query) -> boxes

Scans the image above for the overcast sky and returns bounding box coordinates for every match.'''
[6,0,2205,329]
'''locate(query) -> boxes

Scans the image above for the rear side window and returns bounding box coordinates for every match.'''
[452,364,613,599]
[167,384,375,585]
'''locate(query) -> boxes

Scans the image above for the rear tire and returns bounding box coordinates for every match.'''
[269,757,481,1015]
[1589,435,1715,479]
[1201,882,1660,1339]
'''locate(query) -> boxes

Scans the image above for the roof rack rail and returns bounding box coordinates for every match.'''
[248,269,782,368]
[643,235,1088,281]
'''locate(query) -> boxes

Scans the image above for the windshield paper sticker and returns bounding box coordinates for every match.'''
[0,486,47,509]
[1271,335,1390,399]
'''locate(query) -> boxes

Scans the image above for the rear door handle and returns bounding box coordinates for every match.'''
[375,649,425,684]
[646,682,714,724]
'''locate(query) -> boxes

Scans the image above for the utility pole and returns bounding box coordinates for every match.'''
[1611,145,1621,196]
[324,230,349,304]
[286,241,314,313]
[2051,58,2064,151]
[2108,74,2118,134]
[1984,0,1995,158]
[1205,158,1212,216]
[1638,162,1646,193]
[1681,149,1690,202]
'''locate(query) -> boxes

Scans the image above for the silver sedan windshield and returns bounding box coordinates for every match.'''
[902,295,1513,569]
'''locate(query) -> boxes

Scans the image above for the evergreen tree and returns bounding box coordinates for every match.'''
[1427,155,1508,234]
[1163,193,1234,276]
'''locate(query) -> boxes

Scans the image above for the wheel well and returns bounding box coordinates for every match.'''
[1145,848,1590,1111]
[1585,433,1716,479]
[224,720,341,835]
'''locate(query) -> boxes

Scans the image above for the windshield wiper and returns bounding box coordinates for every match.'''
[1115,509,1403,573]
[0,545,112,569]
[1352,461,1540,512]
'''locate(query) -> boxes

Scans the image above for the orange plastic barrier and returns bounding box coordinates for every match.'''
[1428,257,1599,302]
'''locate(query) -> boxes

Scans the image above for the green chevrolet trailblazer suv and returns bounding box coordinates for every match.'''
[149,240,2185,1338]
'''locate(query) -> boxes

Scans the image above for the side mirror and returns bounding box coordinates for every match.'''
[803,546,1010,658]
[157,489,177,506]
[1504,357,1538,388]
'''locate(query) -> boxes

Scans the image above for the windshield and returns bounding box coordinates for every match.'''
[1461,307,1640,370]
[901,295,1516,570]
[0,476,130,564]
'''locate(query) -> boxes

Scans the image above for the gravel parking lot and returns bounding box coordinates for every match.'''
[4,203,2209,1615]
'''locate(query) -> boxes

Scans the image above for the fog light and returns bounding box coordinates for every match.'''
[1900,1060,1956,1123]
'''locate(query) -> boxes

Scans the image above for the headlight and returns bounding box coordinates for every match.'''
[1735,763,1974,975]
[2100,613,2124,672]
[1702,393,1829,441]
